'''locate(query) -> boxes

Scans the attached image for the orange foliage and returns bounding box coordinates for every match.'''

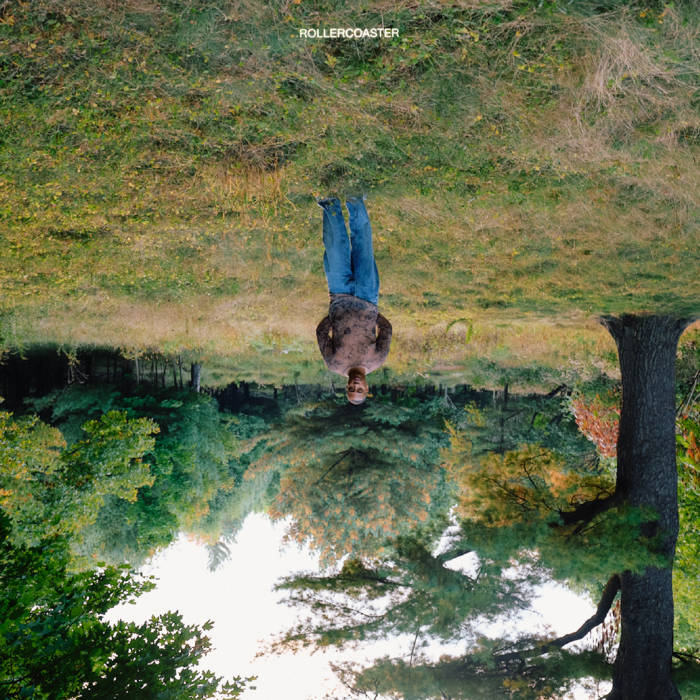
[270,451,439,567]
[444,441,612,527]
[570,392,620,458]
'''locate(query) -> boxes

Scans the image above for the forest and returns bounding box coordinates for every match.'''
[1,333,698,697]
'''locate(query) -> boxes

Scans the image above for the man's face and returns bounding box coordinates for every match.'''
[346,375,368,404]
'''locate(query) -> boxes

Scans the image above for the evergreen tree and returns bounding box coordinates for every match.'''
[247,397,450,566]
[271,523,535,654]
[600,316,693,699]
[335,651,609,700]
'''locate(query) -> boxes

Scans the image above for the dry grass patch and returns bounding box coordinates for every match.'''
[576,8,697,139]
[521,6,699,166]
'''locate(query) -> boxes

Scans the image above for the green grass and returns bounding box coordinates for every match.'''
[0,0,698,380]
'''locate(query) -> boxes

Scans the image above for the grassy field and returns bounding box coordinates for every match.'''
[0,0,698,382]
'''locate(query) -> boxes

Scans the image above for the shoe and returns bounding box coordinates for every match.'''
[316,196,341,209]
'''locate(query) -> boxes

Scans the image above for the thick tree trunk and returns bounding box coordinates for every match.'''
[601,315,693,700]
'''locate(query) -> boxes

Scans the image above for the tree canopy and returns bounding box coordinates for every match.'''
[265,345,700,698]
[0,514,251,699]
[246,397,451,566]
[25,385,266,566]
[0,408,157,554]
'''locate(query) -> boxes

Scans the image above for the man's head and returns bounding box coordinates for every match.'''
[346,367,369,405]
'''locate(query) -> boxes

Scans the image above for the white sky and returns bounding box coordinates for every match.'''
[106,512,612,699]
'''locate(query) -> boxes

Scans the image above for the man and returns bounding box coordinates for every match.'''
[315,195,392,405]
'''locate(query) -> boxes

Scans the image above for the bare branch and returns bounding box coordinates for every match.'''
[495,574,621,662]
[555,493,618,527]
[314,448,354,485]
[677,369,699,417]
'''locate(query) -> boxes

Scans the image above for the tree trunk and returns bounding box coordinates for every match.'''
[601,315,693,700]
[190,362,201,393]
[498,382,509,454]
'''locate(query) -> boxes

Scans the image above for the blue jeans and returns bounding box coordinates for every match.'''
[320,196,379,306]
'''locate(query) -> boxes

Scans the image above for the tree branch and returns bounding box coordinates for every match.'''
[555,493,618,527]
[315,448,354,485]
[409,626,421,666]
[545,383,569,399]
[437,546,474,564]
[339,571,405,589]
[495,574,621,662]
[677,369,699,417]
[546,573,621,648]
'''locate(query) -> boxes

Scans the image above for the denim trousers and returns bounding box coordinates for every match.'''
[319,196,379,306]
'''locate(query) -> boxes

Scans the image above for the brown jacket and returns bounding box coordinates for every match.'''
[316,294,392,376]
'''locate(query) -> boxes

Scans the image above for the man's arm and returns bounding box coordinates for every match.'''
[316,316,334,361]
[375,313,392,358]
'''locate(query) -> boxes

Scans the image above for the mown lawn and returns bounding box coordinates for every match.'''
[0,0,698,382]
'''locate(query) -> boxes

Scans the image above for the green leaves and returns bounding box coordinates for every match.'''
[675,411,700,652]
[63,410,157,495]
[0,516,251,699]
[18,386,253,566]
[0,408,157,551]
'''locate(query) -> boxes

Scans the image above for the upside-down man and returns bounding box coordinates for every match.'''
[315,195,392,405]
